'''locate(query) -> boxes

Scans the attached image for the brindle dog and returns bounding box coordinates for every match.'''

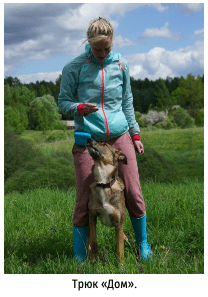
[86,138,127,262]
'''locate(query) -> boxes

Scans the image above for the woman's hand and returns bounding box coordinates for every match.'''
[133,140,144,155]
[84,103,99,115]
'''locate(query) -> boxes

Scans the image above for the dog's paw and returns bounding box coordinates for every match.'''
[90,255,97,262]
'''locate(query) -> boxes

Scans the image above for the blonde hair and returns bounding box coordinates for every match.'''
[87,17,114,45]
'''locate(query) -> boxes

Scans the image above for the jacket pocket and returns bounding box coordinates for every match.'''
[107,110,128,138]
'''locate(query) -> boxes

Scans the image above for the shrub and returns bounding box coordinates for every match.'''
[136,147,177,183]
[52,121,68,131]
[4,153,76,194]
[135,111,142,121]
[5,146,176,193]
[4,127,38,180]
[135,111,144,127]
[28,95,62,130]
[140,110,168,127]
[155,119,178,130]
[46,131,68,142]
[172,107,195,128]
[191,109,204,126]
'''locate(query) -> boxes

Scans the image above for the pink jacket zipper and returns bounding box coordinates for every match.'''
[101,62,109,141]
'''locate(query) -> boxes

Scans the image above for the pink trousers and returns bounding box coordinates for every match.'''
[72,132,146,226]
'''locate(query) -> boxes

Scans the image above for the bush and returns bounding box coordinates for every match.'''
[136,147,178,183]
[4,128,76,193]
[193,109,204,126]
[155,119,178,130]
[46,131,68,142]
[4,153,76,194]
[172,107,195,128]
[28,95,62,130]
[52,121,68,131]
[140,110,168,127]
[135,111,144,127]
[4,127,38,180]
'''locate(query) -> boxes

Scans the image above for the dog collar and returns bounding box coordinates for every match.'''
[96,180,115,188]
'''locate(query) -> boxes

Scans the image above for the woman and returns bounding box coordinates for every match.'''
[58,17,153,262]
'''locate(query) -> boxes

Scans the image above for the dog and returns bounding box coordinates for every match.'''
[86,138,127,262]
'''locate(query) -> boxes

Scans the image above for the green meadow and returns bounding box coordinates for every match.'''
[4,127,204,274]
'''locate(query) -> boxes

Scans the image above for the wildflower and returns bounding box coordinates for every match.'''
[160,245,165,250]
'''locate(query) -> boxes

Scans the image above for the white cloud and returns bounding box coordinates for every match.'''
[126,41,204,80]
[16,71,62,84]
[192,29,204,40]
[177,3,204,15]
[140,22,183,41]
[113,35,138,49]
[56,3,168,31]
[4,34,86,74]
[4,3,169,76]
[4,3,203,83]
[14,40,203,84]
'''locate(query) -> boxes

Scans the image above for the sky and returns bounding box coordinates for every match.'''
[4,2,204,84]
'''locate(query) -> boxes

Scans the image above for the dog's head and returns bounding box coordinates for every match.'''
[86,138,127,166]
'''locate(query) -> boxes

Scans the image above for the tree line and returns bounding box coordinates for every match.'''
[4,73,204,132]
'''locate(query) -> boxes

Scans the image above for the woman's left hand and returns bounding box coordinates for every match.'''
[133,140,144,155]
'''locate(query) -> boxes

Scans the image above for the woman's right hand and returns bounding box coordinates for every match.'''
[83,103,99,115]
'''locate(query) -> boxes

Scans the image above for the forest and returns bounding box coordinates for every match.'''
[4,73,204,133]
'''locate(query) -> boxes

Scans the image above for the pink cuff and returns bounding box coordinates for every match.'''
[131,134,141,142]
[77,104,85,116]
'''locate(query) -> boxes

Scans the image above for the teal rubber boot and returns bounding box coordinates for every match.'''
[130,213,153,260]
[73,225,89,262]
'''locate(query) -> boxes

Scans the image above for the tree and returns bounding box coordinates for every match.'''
[14,86,36,107]
[4,85,35,132]
[138,89,154,113]
[171,74,204,111]
[4,76,21,87]
[28,95,62,130]
[132,86,140,111]
[4,106,27,133]
[154,78,171,109]
[4,84,15,107]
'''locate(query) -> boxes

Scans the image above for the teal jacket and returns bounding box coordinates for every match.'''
[58,44,140,141]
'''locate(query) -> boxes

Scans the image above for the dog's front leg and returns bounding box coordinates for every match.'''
[115,225,124,262]
[89,211,98,262]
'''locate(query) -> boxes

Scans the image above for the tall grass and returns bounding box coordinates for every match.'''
[22,127,204,182]
[141,127,204,181]
[5,127,204,274]
[4,180,204,274]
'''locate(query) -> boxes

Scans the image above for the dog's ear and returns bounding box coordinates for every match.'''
[118,153,127,165]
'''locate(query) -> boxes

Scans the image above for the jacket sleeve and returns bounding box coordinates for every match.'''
[58,61,80,117]
[122,61,141,136]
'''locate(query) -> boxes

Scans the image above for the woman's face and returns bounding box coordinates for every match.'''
[91,38,112,63]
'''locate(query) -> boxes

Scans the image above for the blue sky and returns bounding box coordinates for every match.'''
[4,2,204,83]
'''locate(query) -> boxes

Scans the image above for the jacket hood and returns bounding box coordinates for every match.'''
[85,43,121,64]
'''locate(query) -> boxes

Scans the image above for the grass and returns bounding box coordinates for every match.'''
[4,180,204,274]
[4,127,204,274]
[21,127,204,182]
[141,127,204,181]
